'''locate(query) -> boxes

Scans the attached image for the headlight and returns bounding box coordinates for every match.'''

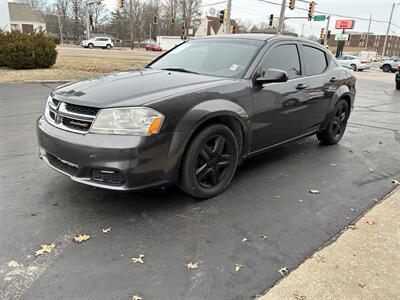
[90,107,164,135]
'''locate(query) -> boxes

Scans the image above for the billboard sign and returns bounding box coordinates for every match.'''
[335,20,355,29]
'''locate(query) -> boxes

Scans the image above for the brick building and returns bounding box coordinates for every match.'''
[327,33,400,56]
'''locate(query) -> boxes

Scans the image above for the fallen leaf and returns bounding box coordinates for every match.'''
[392,179,400,185]
[347,224,357,230]
[186,262,199,269]
[7,261,18,268]
[309,189,320,194]
[329,163,336,167]
[132,296,142,300]
[373,198,379,202]
[365,218,376,225]
[358,283,366,288]
[235,264,242,272]
[242,237,248,242]
[349,149,354,153]
[102,227,112,234]
[35,243,56,256]
[293,293,307,300]
[350,208,354,212]
[73,234,90,243]
[368,168,374,172]
[278,267,289,276]
[131,254,145,264]
[258,235,268,240]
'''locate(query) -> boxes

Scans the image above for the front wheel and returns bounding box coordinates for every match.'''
[88,43,94,49]
[382,65,391,72]
[106,44,112,50]
[350,64,357,71]
[317,99,350,145]
[179,124,239,199]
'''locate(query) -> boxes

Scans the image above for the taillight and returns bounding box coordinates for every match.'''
[360,60,367,64]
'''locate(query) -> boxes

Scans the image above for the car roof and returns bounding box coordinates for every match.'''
[196,33,310,43]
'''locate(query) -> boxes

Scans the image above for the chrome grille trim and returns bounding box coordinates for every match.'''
[45,99,98,134]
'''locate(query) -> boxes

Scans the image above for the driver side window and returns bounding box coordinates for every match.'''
[260,44,301,79]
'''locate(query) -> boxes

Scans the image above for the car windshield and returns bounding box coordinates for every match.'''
[149,39,264,78]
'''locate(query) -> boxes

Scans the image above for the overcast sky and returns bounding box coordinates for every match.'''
[102,0,400,37]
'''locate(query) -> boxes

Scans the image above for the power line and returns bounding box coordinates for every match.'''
[199,1,227,8]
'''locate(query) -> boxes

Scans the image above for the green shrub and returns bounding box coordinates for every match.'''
[0,30,5,66]
[0,31,58,69]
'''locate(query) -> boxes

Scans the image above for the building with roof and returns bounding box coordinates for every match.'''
[195,16,240,37]
[8,2,46,33]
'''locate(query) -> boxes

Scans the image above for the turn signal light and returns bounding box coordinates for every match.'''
[148,117,163,135]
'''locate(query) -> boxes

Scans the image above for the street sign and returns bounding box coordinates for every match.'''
[176,17,183,25]
[335,33,350,41]
[335,20,355,29]
[313,15,326,21]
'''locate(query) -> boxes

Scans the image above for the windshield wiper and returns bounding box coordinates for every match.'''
[161,68,198,74]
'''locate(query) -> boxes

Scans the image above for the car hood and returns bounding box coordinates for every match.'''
[52,69,232,108]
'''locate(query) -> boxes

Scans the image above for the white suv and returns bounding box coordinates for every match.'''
[82,37,114,50]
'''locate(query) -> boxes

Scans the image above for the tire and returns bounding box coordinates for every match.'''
[350,64,357,71]
[391,69,396,73]
[396,82,400,90]
[382,64,391,72]
[317,99,350,145]
[179,124,239,199]
[88,43,94,49]
[106,44,111,50]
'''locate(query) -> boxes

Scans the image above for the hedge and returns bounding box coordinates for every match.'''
[0,31,58,69]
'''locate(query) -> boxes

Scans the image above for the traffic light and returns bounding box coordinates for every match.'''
[219,10,225,24]
[269,14,274,27]
[320,28,325,39]
[327,30,331,38]
[117,0,124,8]
[89,15,93,26]
[308,1,315,21]
[289,0,295,10]
[230,25,236,33]
[152,15,158,24]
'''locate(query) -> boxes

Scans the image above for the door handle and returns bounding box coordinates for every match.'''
[296,83,308,90]
[330,77,338,83]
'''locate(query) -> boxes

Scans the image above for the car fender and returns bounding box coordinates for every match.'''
[164,99,251,182]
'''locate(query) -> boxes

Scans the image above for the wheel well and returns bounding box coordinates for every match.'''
[340,95,351,111]
[190,116,244,156]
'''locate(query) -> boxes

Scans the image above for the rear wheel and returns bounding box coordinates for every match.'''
[179,124,239,199]
[317,99,350,145]
[106,44,112,50]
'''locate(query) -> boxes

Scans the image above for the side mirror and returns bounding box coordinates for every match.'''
[255,69,288,85]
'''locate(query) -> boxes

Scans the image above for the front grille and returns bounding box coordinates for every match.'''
[46,100,97,134]
[91,169,126,186]
[61,116,91,131]
[65,103,99,116]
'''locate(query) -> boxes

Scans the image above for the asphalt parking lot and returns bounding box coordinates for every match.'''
[0,70,399,300]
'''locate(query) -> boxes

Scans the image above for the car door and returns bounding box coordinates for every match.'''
[250,42,310,151]
[299,44,334,133]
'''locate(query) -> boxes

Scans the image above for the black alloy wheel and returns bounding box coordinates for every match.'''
[317,99,349,145]
[179,124,238,199]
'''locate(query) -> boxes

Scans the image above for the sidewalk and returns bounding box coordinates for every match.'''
[260,187,400,300]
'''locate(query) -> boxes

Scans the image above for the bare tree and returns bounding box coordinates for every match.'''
[88,3,109,33]
[178,0,201,34]
[15,0,47,12]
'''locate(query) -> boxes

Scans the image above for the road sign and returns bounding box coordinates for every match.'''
[335,33,350,41]
[313,15,326,21]
[335,20,355,29]
[176,17,183,25]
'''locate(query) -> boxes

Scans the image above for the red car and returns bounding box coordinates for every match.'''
[145,44,162,52]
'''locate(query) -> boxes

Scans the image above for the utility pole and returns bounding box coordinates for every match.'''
[224,0,232,34]
[277,0,286,34]
[382,2,395,56]
[323,15,330,46]
[129,0,134,49]
[365,14,372,49]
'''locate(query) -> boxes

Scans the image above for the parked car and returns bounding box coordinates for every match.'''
[396,64,400,90]
[380,57,400,73]
[37,34,356,198]
[145,44,162,52]
[336,55,371,71]
[81,37,114,49]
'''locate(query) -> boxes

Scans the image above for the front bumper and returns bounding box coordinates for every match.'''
[358,64,371,70]
[36,115,179,191]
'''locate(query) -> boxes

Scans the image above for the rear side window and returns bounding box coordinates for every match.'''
[302,45,328,75]
[261,44,301,79]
